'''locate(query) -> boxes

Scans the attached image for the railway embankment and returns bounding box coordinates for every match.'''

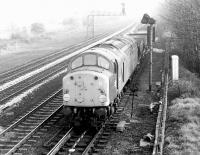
[102,49,164,154]
[164,64,200,154]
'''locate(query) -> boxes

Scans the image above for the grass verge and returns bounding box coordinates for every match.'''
[165,65,200,154]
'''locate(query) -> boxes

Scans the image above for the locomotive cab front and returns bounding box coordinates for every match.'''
[62,51,117,118]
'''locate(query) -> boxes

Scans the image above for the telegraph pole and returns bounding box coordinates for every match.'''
[148,24,153,91]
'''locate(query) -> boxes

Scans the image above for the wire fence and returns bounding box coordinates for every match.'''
[152,46,169,155]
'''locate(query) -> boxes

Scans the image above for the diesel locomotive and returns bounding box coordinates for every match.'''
[62,33,145,127]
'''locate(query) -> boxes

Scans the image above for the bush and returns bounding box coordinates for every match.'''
[166,97,200,154]
[169,98,200,121]
[165,63,200,154]
[10,27,30,43]
[168,80,200,102]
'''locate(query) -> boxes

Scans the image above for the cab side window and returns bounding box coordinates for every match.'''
[98,56,109,69]
[72,57,83,69]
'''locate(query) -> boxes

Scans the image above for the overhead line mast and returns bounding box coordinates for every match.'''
[86,3,126,39]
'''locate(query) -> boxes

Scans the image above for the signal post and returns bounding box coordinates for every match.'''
[141,14,156,91]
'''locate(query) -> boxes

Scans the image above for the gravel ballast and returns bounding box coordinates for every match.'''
[102,51,164,155]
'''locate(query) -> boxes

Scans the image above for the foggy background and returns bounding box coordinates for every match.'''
[0,0,163,38]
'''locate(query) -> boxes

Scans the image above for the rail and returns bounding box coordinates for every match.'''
[0,89,62,137]
[5,105,63,155]
[82,124,104,155]
[152,48,169,155]
[47,128,73,155]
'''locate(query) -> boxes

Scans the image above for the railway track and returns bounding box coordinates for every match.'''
[0,89,63,155]
[0,32,110,85]
[0,24,138,154]
[0,29,132,106]
[0,61,67,105]
[44,89,132,155]
[0,24,135,89]
[45,128,95,155]
[83,93,132,155]
[42,50,144,155]
[0,33,111,106]
[0,52,147,155]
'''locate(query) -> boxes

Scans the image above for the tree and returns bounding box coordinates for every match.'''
[31,23,45,35]
[160,0,200,72]
[10,27,29,42]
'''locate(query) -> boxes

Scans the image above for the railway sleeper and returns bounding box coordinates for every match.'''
[77,142,88,147]
[46,104,60,107]
[28,116,45,120]
[37,111,52,114]
[43,125,51,128]
[51,101,62,104]
[32,113,50,117]
[17,125,35,129]
[28,139,37,143]
[12,153,23,155]
[13,128,31,132]
[93,146,105,152]
[74,147,85,152]
[10,138,23,143]
[46,121,56,125]
[18,146,30,152]
[16,133,27,136]
[22,144,31,147]
[16,135,26,139]
[39,128,48,132]
[32,135,41,138]
[22,121,39,125]
[0,143,15,147]
[98,139,108,143]
[96,143,107,148]
[18,147,28,151]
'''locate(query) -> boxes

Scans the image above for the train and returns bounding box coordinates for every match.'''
[62,32,146,127]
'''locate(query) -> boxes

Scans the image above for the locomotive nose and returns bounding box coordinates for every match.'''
[63,71,109,107]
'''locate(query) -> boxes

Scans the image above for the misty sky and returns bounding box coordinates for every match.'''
[0,0,163,29]
[0,0,160,25]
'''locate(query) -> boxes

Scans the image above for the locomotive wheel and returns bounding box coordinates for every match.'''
[107,106,111,116]
[110,106,115,115]
[121,91,124,97]
[107,105,115,116]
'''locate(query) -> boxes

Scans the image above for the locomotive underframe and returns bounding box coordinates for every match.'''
[63,101,118,128]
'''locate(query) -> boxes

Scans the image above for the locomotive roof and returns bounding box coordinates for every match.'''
[102,35,135,49]
[72,35,135,64]
[82,47,119,62]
